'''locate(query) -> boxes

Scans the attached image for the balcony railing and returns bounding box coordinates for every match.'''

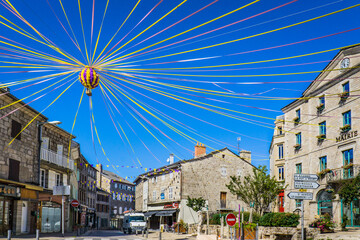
[326,164,360,182]
[41,148,74,171]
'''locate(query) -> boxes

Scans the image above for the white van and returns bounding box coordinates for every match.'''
[123,212,146,234]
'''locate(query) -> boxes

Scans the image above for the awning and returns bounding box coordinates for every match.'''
[155,210,177,217]
[144,211,157,217]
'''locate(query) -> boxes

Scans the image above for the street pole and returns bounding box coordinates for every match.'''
[220,216,224,240]
[62,195,65,237]
[206,209,209,235]
[301,200,304,240]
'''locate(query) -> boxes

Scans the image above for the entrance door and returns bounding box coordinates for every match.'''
[21,201,28,233]
[342,199,360,227]
[0,198,13,236]
[279,190,284,212]
[220,192,227,209]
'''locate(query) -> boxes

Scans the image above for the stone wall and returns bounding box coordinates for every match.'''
[181,148,254,212]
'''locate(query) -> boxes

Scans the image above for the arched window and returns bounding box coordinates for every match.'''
[317,190,333,216]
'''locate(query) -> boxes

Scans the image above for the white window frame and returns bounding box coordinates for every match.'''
[162,174,165,181]
[55,173,61,186]
[153,190,156,201]
[169,172,173,179]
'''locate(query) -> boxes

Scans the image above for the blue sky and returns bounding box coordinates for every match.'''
[0,0,360,180]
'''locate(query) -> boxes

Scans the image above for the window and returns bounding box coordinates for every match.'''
[343,111,351,127]
[296,200,302,209]
[8,159,20,182]
[169,172,173,179]
[296,133,302,147]
[278,166,284,181]
[343,149,354,178]
[11,120,22,140]
[40,169,46,187]
[343,82,350,93]
[162,174,165,181]
[155,177,158,183]
[221,167,227,177]
[319,121,326,137]
[153,191,156,201]
[122,195,125,201]
[295,109,300,122]
[278,144,284,159]
[115,183,117,188]
[319,95,325,107]
[152,178,154,183]
[317,190,333,216]
[278,127,283,135]
[296,163,302,174]
[237,169,242,177]
[113,193,115,200]
[117,194,120,201]
[169,187,173,199]
[119,207,123,214]
[55,173,63,186]
[320,156,327,171]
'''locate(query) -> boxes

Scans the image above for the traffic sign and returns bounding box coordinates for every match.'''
[287,192,313,200]
[294,181,320,189]
[225,213,237,226]
[71,199,79,207]
[294,174,319,182]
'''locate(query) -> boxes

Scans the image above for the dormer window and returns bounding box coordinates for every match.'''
[340,82,350,100]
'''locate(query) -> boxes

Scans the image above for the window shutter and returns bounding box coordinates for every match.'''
[45,170,49,188]
[60,173,63,186]
[11,120,22,140]
[8,159,20,181]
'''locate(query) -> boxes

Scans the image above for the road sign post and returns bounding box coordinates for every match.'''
[290,174,319,240]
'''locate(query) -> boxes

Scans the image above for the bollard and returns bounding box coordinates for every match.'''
[136,230,138,236]
[7,230,11,240]
[146,229,149,238]
[36,229,40,240]
[159,231,162,240]
[142,230,144,237]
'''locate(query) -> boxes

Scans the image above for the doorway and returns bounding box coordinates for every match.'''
[0,198,13,236]
[21,201,28,233]
[220,192,227,209]
[342,199,360,227]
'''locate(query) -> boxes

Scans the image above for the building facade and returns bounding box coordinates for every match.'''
[0,89,45,235]
[38,123,75,233]
[269,45,360,227]
[96,188,110,229]
[135,144,254,230]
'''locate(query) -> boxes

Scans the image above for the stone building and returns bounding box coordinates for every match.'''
[134,144,254,230]
[96,164,135,229]
[0,89,45,235]
[38,122,75,233]
[269,45,360,227]
[96,188,110,229]
[71,142,97,230]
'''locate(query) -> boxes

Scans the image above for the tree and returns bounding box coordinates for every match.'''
[338,174,360,205]
[186,196,206,235]
[226,165,286,215]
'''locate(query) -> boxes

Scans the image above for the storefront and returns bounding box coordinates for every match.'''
[145,202,179,230]
[0,185,20,235]
[40,201,61,233]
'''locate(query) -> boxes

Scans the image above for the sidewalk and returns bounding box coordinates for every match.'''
[138,231,196,240]
[0,230,94,240]
[314,228,360,240]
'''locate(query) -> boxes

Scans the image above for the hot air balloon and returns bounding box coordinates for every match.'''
[79,67,99,96]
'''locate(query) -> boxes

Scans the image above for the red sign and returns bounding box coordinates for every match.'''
[71,200,79,207]
[164,202,179,209]
[225,213,237,226]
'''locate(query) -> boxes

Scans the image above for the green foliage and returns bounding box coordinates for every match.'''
[309,214,335,233]
[226,165,286,215]
[341,215,348,230]
[338,174,360,205]
[259,213,300,227]
[209,212,260,225]
[186,196,206,212]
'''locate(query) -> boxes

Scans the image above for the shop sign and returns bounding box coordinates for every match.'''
[164,202,179,209]
[336,130,358,143]
[0,185,20,197]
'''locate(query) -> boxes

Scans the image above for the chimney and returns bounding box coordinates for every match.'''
[169,154,174,164]
[194,142,206,158]
[240,150,251,164]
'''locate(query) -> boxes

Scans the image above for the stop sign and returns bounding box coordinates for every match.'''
[225,213,237,226]
[71,199,79,207]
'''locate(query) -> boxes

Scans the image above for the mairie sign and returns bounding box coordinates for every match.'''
[287,192,313,200]
[294,181,320,189]
[294,174,319,182]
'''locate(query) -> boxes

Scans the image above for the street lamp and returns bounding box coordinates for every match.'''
[36,120,61,240]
